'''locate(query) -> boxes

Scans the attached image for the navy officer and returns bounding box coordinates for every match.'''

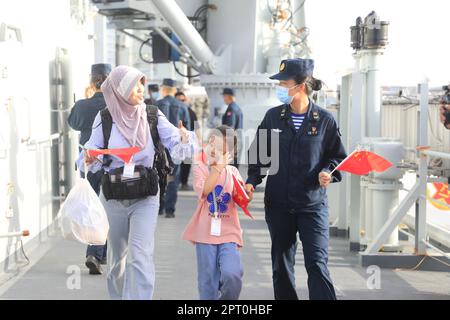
[245,58,347,300]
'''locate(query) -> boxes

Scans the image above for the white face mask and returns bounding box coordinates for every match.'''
[152,92,160,101]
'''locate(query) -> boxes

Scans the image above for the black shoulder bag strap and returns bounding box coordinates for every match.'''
[147,105,161,154]
[146,105,173,171]
[100,108,113,167]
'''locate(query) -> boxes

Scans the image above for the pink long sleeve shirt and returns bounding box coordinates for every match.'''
[182,163,244,247]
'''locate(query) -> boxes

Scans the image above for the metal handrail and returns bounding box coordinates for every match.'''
[421,149,450,161]
[0,230,30,239]
[25,133,61,146]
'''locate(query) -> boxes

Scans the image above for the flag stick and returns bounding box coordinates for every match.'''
[329,149,358,175]
[80,144,88,175]
[79,144,103,165]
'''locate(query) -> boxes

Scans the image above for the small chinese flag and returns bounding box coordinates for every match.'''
[334,150,392,175]
[196,149,208,165]
[87,147,141,164]
[232,174,254,220]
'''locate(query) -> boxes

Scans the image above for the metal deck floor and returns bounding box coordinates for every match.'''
[0,189,449,300]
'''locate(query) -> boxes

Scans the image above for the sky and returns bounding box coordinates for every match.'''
[306,0,450,88]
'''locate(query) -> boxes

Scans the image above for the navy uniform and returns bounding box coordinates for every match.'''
[156,78,191,218]
[156,79,190,129]
[145,83,160,106]
[67,63,111,273]
[221,88,243,168]
[68,62,111,147]
[221,88,243,130]
[68,91,107,146]
[246,59,347,300]
[176,93,198,189]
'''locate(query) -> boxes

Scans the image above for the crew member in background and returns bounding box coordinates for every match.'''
[176,91,198,190]
[145,84,160,106]
[221,88,243,169]
[156,79,191,218]
[67,63,111,275]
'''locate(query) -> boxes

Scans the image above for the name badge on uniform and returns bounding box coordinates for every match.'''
[123,162,136,178]
[210,217,221,236]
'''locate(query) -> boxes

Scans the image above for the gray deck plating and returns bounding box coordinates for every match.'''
[0,190,449,300]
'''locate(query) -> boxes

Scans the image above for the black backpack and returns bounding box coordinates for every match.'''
[99,105,174,195]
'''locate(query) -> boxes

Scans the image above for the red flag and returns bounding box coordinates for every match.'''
[232,174,254,220]
[87,147,141,164]
[334,150,392,175]
[196,149,208,165]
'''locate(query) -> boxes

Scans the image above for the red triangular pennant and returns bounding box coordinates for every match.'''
[87,147,141,164]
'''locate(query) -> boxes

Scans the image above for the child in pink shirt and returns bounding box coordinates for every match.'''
[182,125,250,300]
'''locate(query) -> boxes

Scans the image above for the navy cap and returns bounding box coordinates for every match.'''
[269,58,314,80]
[91,63,112,77]
[222,88,235,96]
[148,84,159,92]
[162,78,176,87]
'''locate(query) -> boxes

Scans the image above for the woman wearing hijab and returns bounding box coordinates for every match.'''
[77,65,196,300]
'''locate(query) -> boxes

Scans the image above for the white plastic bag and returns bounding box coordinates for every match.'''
[58,178,109,245]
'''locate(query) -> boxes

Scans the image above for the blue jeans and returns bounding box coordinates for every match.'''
[164,164,180,213]
[86,242,107,261]
[195,242,243,300]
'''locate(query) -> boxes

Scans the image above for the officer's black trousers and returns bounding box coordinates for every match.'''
[265,205,336,300]
[180,161,191,185]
